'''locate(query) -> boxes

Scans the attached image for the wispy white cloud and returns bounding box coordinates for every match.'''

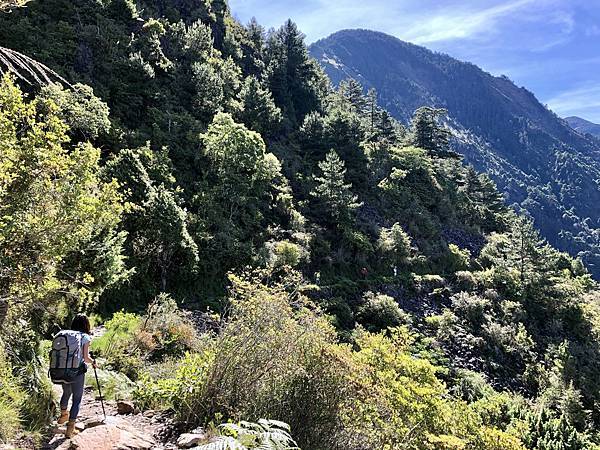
[401,0,539,44]
[229,0,600,122]
[547,84,600,122]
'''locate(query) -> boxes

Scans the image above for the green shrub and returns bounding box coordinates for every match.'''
[272,241,302,267]
[452,292,492,328]
[92,294,197,380]
[446,243,471,272]
[141,293,198,360]
[135,272,527,450]
[378,222,413,266]
[133,350,215,411]
[91,311,143,379]
[0,345,23,442]
[356,291,409,331]
[452,369,495,403]
[88,368,135,401]
[17,357,55,433]
[135,272,356,449]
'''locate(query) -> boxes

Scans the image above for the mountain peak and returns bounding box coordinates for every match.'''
[565,116,600,138]
[309,29,600,277]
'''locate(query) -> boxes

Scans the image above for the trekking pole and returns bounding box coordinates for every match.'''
[91,357,106,420]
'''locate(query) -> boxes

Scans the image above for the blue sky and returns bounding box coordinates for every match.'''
[228,0,600,122]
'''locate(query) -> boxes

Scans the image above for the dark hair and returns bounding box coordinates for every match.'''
[71,314,91,335]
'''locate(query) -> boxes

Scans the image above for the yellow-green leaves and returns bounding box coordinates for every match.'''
[0,75,125,331]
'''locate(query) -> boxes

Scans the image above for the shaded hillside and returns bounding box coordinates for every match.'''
[310,29,600,277]
[3,3,600,449]
[566,116,600,138]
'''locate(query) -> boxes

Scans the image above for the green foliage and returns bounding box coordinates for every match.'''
[88,367,135,401]
[378,222,414,267]
[267,241,303,268]
[407,106,455,157]
[38,83,111,140]
[197,420,300,450]
[92,295,197,379]
[266,20,328,127]
[194,113,288,283]
[0,344,23,442]
[102,145,196,304]
[356,291,409,331]
[237,76,282,136]
[0,74,126,349]
[310,150,360,225]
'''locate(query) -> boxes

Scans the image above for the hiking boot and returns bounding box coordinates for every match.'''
[57,409,69,425]
[65,420,79,439]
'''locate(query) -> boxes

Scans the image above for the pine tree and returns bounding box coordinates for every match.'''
[510,216,547,287]
[407,106,457,157]
[237,76,282,137]
[378,223,413,268]
[310,150,360,224]
[339,78,366,112]
[377,109,397,142]
[184,20,213,60]
[246,17,265,52]
[266,19,327,126]
[365,88,380,136]
[243,17,266,75]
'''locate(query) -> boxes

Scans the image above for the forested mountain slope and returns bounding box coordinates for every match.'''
[2,2,600,449]
[310,29,600,278]
[566,116,600,138]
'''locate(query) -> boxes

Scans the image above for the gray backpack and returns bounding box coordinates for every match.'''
[49,330,86,384]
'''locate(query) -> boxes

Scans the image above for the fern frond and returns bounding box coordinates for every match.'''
[0,0,29,12]
[196,436,248,450]
[207,419,300,450]
[258,419,291,433]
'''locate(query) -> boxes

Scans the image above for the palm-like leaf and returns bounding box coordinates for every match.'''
[0,46,71,87]
[196,436,247,450]
[0,0,29,12]
[196,420,300,450]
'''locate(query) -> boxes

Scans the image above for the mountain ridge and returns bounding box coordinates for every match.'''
[566,115,600,138]
[310,29,600,277]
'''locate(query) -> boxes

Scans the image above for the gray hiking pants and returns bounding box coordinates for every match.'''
[60,372,85,420]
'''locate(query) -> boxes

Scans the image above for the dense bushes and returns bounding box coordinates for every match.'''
[0,345,23,442]
[92,294,197,380]
[134,272,529,450]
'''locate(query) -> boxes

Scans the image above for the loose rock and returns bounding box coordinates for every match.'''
[117,400,136,415]
[176,432,207,448]
[83,416,106,429]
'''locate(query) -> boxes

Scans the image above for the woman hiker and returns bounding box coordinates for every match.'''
[54,314,97,438]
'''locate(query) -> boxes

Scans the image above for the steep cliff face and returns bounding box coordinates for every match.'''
[310,29,600,277]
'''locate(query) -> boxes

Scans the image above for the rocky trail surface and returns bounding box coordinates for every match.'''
[41,386,182,450]
[35,326,209,450]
